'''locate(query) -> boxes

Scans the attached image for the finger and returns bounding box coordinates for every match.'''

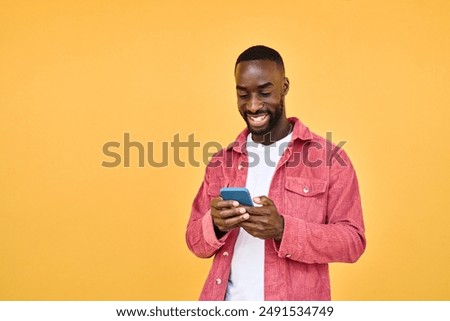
[243,206,270,216]
[219,206,247,219]
[239,222,263,238]
[223,213,250,228]
[214,200,239,209]
[210,196,223,207]
[253,195,274,206]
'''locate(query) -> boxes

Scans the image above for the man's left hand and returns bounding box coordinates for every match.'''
[239,196,284,241]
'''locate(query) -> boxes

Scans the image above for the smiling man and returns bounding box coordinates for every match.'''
[186,45,366,301]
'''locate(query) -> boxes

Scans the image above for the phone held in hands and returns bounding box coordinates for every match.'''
[220,187,254,206]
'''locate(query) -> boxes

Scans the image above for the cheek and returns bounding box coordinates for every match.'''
[264,96,283,109]
[237,99,253,113]
[236,93,281,111]
[237,104,246,115]
[269,97,281,105]
[265,91,283,104]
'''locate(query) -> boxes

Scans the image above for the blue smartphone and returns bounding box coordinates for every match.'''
[220,187,254,206]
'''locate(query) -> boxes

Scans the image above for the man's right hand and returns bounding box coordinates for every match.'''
[210,197,250,238]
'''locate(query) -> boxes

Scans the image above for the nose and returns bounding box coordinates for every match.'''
[246,95,264,113]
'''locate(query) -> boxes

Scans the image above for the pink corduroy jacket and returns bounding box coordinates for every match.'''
[186,117,366,300]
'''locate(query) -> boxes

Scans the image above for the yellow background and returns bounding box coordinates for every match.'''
[1,0,449,300]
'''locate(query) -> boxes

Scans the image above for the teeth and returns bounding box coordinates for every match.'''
[249,114,267,122]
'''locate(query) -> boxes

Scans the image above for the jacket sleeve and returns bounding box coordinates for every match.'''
[185,168,230,258]
[274,148,366,264]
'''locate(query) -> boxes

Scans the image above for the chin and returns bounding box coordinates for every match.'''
[248,125,271,136]
[245,117,272,136]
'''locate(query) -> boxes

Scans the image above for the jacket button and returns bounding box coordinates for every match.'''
[238,164,243,170]
[303,187,309,193]
[223,251,229,256]
[285,254,292,258]
[216,278,222,285]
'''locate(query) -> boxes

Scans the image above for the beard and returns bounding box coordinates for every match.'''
[241,98,284,136]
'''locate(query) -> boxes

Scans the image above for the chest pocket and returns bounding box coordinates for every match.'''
[284,177,328,222]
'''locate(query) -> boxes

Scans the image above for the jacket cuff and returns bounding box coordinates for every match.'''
[202,209,228,248]
[273,214,306,260]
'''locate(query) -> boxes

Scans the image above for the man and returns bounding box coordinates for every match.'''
[186,45,366,300]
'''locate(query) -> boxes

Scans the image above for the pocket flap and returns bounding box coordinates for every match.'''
[285,177,327,196]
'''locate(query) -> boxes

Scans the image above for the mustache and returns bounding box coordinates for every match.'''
[245,110,270,116]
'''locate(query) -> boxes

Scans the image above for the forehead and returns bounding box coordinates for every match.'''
[235,60,283,85]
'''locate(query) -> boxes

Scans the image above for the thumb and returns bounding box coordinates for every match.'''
[253,195,274,206]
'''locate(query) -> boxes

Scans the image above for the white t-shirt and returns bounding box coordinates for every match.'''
[225,131,292,301]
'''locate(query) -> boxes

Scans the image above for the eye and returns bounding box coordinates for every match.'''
[237,92,249,99]
[260,92,271,97]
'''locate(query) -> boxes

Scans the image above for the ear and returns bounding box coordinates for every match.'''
[282,77,290,96]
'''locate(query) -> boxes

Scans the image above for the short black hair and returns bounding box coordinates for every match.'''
[235,45,285,74]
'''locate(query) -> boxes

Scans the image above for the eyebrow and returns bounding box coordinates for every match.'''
[236,82,274,90]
